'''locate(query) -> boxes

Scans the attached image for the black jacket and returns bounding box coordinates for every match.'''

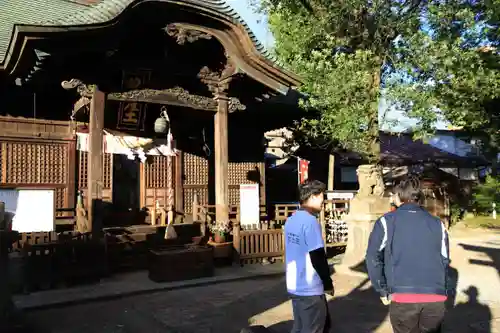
[366,203,450,297]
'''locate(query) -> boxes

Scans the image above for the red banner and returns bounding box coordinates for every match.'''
[298,159,310,184]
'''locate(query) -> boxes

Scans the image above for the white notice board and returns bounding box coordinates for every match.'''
[239,184,260,229]
[0,189,55,233]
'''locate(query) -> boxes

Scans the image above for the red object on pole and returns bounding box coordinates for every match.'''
[298,159,310,184]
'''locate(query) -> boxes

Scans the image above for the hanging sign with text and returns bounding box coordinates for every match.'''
[117,69,151,131]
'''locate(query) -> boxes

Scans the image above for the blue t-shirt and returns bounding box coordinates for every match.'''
[284,209,325,296]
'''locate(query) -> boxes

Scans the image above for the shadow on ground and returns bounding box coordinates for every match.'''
[270,277,390,333]
[460,242,500,277]
[8,240,500,333]
[444,286,493,333]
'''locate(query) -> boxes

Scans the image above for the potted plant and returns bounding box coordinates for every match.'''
[208,221,232,261]
[209,220,232,243]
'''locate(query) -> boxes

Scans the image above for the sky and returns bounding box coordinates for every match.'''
[226,0,273,48]
[226,0,451,132]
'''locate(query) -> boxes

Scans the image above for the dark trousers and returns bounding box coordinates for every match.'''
[390,302,445,333]
[290,294,330,333]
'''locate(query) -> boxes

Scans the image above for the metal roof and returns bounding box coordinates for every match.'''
[0,0,276,65]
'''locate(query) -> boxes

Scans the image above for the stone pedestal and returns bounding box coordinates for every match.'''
[336,164,390,276]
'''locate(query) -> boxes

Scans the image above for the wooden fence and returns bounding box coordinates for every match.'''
[239,229,285,264]
[190,199,350,264]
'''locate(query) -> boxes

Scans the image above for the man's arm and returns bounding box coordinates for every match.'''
[304,218,333,291]
[441,222,452,292]
[366,217,388,297]
[440,222,450,265]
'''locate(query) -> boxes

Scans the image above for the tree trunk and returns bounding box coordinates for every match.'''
[367,66,382,163]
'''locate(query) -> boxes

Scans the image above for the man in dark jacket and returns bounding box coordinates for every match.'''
[366,176,450,333]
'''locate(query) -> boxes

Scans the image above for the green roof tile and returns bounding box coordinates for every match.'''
[0,0,87,61]
[0,0,277,66]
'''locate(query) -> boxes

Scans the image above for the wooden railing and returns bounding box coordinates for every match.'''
[12,230,92,250]
[55,207,77,227]
[274,203,299,221]
[192,203,268,223]
[239,229,285,264]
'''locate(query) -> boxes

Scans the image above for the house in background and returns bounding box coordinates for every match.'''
[263,128,491,219]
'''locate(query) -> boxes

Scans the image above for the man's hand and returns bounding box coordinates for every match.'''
[380,296,391,306]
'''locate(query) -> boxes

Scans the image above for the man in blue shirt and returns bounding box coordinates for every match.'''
[285,180,333,333]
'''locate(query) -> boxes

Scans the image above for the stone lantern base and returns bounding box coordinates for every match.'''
[336,165,390,276]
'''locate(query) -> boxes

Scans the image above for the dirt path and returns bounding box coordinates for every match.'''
[251,227,500,332]
[20,227,500,333]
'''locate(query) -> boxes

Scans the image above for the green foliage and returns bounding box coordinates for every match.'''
[260,0,500,162]
[473,175,500,213]
[463,215,500,229]
[450,202,465,226]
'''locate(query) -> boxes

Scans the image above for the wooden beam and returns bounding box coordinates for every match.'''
[87,88,105,234]
[107,87,217,111]
[214,96,229,223]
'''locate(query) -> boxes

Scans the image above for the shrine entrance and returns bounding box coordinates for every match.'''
[1,0,301,245]
[112,154,140,212]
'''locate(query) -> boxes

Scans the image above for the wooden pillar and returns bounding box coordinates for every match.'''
[87,88,105,234]
[214,96,229,223]
[328,154,335,191]
[174,151,184,213]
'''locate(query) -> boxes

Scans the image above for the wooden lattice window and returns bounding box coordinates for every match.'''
[78,151,112,189]
[184,153,209,185]
[146,156,170,188]
[184,187,209,214]
[103,153,112,188]
[78,150,88,189]
[229,187,240,206]
[4,142,67,184]
[228,162,261,186]
[0,142,3,183]
[55,187,66,213]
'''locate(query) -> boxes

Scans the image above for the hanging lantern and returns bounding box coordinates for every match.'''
[154,106,170,134]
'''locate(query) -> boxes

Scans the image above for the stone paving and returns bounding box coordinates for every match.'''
[14,228,500,333]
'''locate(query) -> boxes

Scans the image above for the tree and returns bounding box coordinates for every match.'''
[260,0,500,163]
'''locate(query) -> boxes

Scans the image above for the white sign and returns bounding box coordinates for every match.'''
[239,184,260,229]
[326,191,355,200]
[0,189,55,233]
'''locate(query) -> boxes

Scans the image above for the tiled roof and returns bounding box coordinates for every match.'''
[0,0,276,66]
[0,0,85,62]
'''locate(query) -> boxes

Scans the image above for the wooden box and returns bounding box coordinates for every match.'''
[148,245,214,283]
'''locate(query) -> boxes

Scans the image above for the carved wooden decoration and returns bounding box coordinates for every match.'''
[61,79,96,98]
[108,87,217,111]
[198,63,238,97]
[165,24,213,45]
[228,97,246,113]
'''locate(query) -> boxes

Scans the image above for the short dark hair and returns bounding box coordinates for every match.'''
[394,174,422,204]
[298,179,326,204]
